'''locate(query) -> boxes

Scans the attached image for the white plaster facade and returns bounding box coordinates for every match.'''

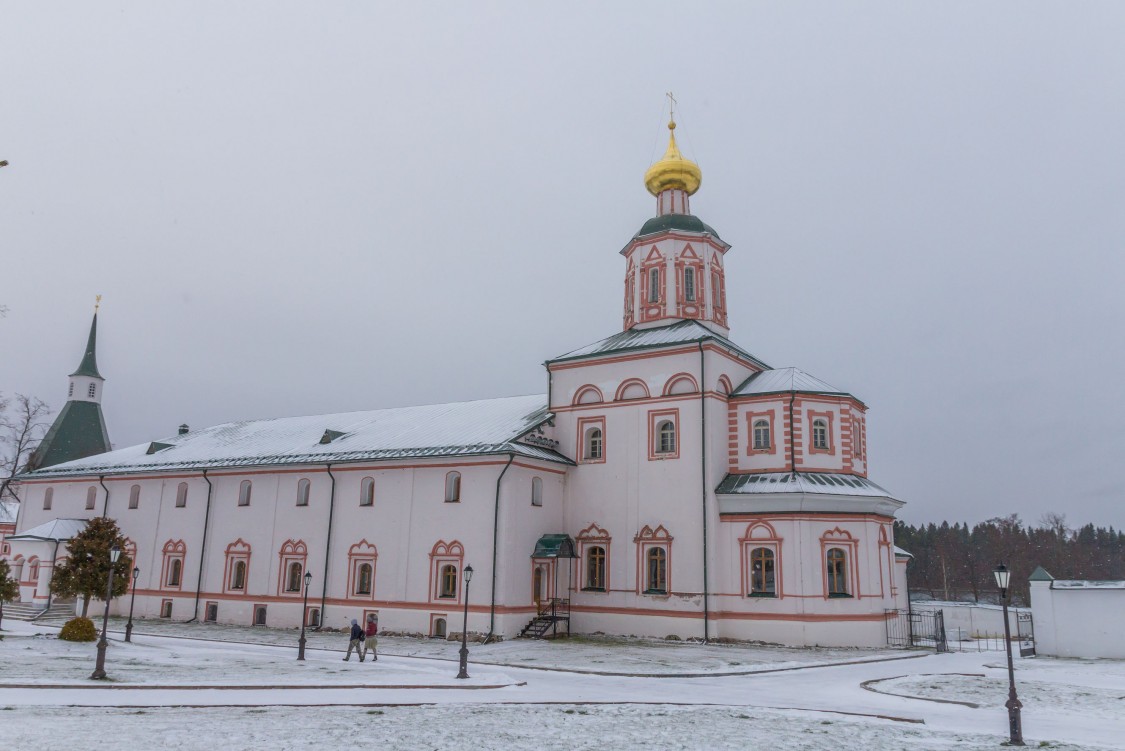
[7,123,911,647]
[1030,572,1125,659]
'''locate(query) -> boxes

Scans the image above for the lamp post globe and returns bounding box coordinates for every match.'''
[994,563,1024,746]
[124,566,140,643]
[298,570,313,661]
[90,544,122,680]
[457,565,474,679]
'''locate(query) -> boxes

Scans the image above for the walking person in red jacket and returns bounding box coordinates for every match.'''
[361,613,378,662]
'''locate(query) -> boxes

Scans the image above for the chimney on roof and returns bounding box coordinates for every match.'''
[178,424,189,436]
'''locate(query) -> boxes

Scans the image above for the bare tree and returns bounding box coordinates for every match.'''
[1039,512,1069,537]
[0,394,52,501]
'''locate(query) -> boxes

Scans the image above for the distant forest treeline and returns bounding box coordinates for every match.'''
[894,514,1125,606]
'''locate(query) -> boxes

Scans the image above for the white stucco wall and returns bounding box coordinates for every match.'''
[1030,579,1125,659]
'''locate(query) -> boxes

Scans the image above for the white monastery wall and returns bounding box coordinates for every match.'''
[1030,579,1125,659]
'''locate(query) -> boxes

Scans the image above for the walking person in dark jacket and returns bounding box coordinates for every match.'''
[344,618,365,661]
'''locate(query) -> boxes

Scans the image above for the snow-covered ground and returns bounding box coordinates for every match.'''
[1,619,1122,750]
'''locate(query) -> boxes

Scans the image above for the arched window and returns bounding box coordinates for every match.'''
[360,476,374,507]
[648,267,660,303]
[585,545,606,590]
[439,564,458,598]
[238,480,252,507]
[87,383,96,398]
[684,267,696,302]
[128,484,140,509]
[307,608,320,627]
[86,486,97,510]
[166,558,182,587]
[645,547,667,594]
[749,547,776,596]
[42,488,53,510]
[254,605,267,626]
[356,563,373,595]
[753,419,771,450]
[444,472,461,503]
[286,561,303,592]
[28,559,40,583]
[175,482,189,508]
[433,617,447,638]
[296,478,311,507]
[231,560,247,590]
[585,428,603,461]
[530,477,543,507]
[826,548,848,596]
[656,421,676,455]
[813,419,829,450]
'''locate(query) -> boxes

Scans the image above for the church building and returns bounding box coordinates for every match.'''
[5,120,910,647]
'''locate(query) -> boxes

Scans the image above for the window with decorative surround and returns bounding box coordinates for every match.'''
[224,539,251,593]
[740,522,782,598]
[821,528,859,598]
[577,416,606,464]
[808,411,835,454]
[648,409,679,460]
[276,539,308,597]
[347,540,378,599]
[161,540,187,590]
[575,523,611,593]
[634,525,673,595]
[429,540,464,603]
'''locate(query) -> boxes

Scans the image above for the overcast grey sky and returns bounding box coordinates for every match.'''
[2,2,1123,528]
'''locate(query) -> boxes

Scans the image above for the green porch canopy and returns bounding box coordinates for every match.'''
[532,534,577,558]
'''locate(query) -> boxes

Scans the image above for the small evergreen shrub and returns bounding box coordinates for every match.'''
[59,617,98,642]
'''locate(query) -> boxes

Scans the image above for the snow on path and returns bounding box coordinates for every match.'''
[2,621,1122,749]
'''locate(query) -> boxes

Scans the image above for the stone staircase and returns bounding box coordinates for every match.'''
[1,601,47,622]
[1,599,77,625]
[33,600,79,626]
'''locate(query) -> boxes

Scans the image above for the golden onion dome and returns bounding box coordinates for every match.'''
[644,121,702,196]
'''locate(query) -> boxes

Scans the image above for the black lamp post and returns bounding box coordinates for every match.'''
[456,564,474,679]
[124,566,140,643]
[994,564,1024,746]
[90,544,121,680]
[297,570,313,661]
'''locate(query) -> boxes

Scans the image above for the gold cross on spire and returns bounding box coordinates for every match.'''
[94,294,102,313]
[666,91,677,125]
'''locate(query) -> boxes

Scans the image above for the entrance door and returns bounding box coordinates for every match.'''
[533,565,546,610]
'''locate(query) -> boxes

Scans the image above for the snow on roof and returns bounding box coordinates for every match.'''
[551,320,768,368]
[894,546,913,558]
[1052,580,1125,590]
[0,501,18,525]
[732,367,854,399]
[715,472,898,499]
[24,394,570,478]
[8,518,88,542]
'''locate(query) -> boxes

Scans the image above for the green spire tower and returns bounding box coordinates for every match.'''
[28,302,112,470]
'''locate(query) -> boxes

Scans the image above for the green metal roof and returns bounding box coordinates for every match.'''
[1028,566,1055,582]
[70,313,103,379]
[549,320,770,370]
[634,214,722,242]
[531,534,577,558]
[27,400,112,470]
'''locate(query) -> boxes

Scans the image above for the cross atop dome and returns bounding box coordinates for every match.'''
[643,95,702,215]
